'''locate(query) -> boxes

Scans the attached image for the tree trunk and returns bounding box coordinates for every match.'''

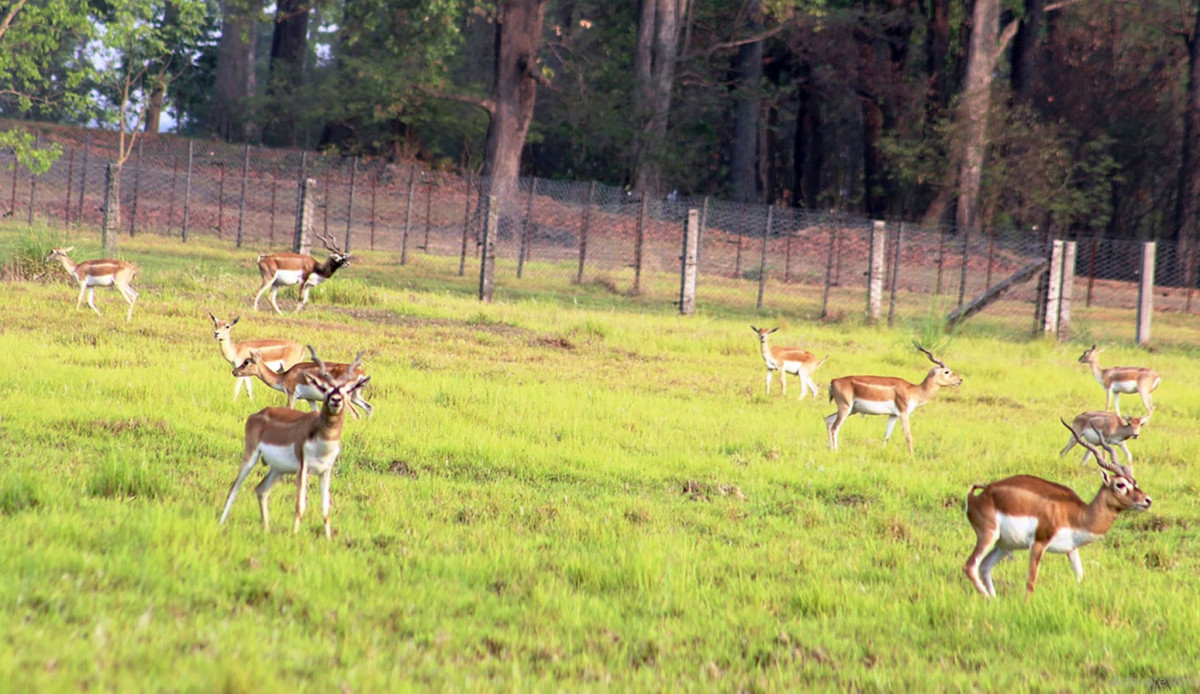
[1176,7,1200,277]
[103,162,121,256]
[211,0,259,141]
[143,1,182,134]
[631,0,689,198]
[264,0,309,147]
[956,0,1001,235]
[729,13,763,203]
[924,0,952,117]
[793,65,822,209]
[1010,0,1044,103]
[481,0,548,293]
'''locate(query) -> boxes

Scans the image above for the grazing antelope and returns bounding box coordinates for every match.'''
[219,346,371,539]
[208,312,305,400]
[1060,410,1149,467]
[252,230,350,314]
[963,419,1150,598]
[232,348,373,419]
[1078,344,1160,416]
[824,342,962,455]
[44,247,139,321]
[751,326,828,399]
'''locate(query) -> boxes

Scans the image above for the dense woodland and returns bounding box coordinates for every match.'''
[2,0,1200,248]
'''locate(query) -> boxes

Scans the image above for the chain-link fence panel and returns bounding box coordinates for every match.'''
[4,122,1199,345]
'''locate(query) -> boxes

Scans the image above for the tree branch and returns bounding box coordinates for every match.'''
[416,84,495,115]
[0,0,29,44]
[995,0,1086,61]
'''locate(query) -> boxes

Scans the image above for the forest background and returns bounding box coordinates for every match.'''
[3,0,1200,251]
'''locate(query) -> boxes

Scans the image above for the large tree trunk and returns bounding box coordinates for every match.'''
[263,0,309,147]
[211,0,259,141]
[1176,6,1200,280]
[793,65,822,209]
[631,0,689,198]
[144,1,182,134]
[729,12,763,203]
[956,0,1001,235]
[1010,0,1044,102]
[924,0,952,117]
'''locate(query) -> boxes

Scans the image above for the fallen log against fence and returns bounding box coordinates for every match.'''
[946,258,1049,331]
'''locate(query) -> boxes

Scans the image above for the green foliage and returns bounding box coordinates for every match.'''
[0,130,63,175]
[0,476,42,515]
[86,454,166,500]
[2,226,66,281]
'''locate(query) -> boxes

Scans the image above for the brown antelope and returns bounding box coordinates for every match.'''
[751,326,828,399]
[232,348,373,419]
[219,346,371,539]
[824,342,962,455]
[963,419,1151,598]
[1060,410,1149,467]
[208,312,306,400]
[1078,345,1160,416]
[44,247,139,321]
[252,230,350,314]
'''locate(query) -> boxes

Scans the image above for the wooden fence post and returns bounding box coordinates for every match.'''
[820,222,838,320]
[182,140,193,242]
[479,194,497,302]
[887,222,904,327]
[1136,242,1155,346]
[344,156,357,253]
[236,144,249,247]
[576,181,595,284]
[679,209,699,315]
[867,220,887,322]
[401,168,416,265]
[1057,241,1076,342]
[295,177,316,255]
[756,206,772,309]
[633,195,647,294]
[1042,239,1064,335]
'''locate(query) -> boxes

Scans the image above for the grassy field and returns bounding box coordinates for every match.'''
[2,226,1198,691]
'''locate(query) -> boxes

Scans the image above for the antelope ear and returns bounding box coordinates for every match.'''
[248,348,262,359]
[350,376,371,392]
[231,316,241,326]
[769,327,779,334]
[208,311,218,324]
[1100,469,1111,485]
[303,372,329,389]
[750,325,759,333]
[63,246,74,253]
[1141,412,1151,425]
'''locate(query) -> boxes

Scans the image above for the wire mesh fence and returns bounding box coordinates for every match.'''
[2,124,1197,346]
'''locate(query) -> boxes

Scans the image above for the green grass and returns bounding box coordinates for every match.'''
[2,226,1199,691]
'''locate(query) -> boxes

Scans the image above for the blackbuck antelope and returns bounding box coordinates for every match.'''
[219,346,370,539]
[824,342,961,455]
[252,230,350,314]
[44,247,139,321]
[962,419,1151,598]
[1060,410,1149,467]
[751,325,828,399]
[208,312,305,400]
[232,348,373,419]
[1078,345,1160,416]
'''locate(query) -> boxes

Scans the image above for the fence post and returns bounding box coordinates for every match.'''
[733,204,745,279]
[182,140,193,242]
[167,155,178,234]
[518,178,536,278]
[935,226,947,294]
[680,208,699,316]
[1086,236,1098,307]
[1136,242,1156,346]
[295,177,316,255]
[459,175,473,276]
[576,181,595,284]
[479,194,497,302]
[216,162,226,239]
[64,147,75,226]
[423,176,433,253]
[401,168,416,265]
[820,222,838,320]
[887,222,904,327]
[756,206,772,309]
[1057,240,1077,342]
[7,153,16,218]
[76,132,91,227]
[268,173,277,246]
[128,138,143,236]
[633,195,647,294]
[236,144,249,247]
[1042,239,1064,335]
[102,162,119,255]
[344,156,357,253]
[867,220,887,322]
[957,228,971,307]
[369,169,377,251]
[292,151,308,251]
[27,130,40,225]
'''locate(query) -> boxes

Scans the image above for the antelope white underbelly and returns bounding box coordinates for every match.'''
[303,274,327,287]
[994,513,1101,553]
[272,270,305,287]
[293,383,325,403]
[86,275,115,287]
[1110,380,1138,393]
[852,398,903,416]
[258,439,341,475]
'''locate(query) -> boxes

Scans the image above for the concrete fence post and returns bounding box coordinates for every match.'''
[867,220,887,322]
[1042,239,1064,335]
[1056,241,1076,342]
[1137,242,1156,346]
[295,178,316,255]
[679,209,699,316]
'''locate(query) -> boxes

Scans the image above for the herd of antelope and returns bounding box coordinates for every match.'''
[755,327,1160,598]
[46,234,362,538]
[37,237,1166,596]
